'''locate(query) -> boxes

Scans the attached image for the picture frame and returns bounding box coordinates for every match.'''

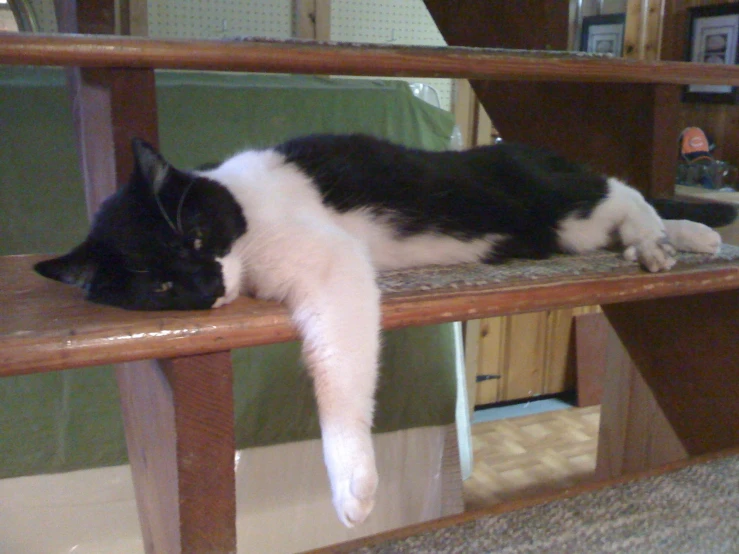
[684,3,739,104]
[580,14,626,56]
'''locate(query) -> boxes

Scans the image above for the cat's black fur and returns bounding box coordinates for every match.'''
[277,135,609,260]
[35,140,246,310]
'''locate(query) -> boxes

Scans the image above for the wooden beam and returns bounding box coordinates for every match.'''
[52,3,237,551]
[62,67,158,216]
[573,312,608,408]
[118,353,236,553]
[54,0,158,215]
[423,0,677,195]
[595,317,687,480]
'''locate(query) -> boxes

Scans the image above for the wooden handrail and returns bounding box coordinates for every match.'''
[3,32,739,85]
[3,253,739,377]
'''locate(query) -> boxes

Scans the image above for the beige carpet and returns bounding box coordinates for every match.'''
[345,454,739,553]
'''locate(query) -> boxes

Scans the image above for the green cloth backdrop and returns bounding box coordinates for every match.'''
[0,67,458,478]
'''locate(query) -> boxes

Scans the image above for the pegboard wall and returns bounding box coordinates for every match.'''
[26,0,453,110]
[148,0,292,39]
[26,0,57,32]
[330,0,453,111]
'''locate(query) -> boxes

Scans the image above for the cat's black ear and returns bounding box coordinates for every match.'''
[34,243,98,289]
[132,138,172,195]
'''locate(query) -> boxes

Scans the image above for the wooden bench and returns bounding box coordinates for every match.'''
[2,18,739,554]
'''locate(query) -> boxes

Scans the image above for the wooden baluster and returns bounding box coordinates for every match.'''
[54,1,238,552]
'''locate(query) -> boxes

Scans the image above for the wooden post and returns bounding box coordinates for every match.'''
[54,2,238,552]
[294,0,330,40]
[118,355,237,553]
[54,0,158,216]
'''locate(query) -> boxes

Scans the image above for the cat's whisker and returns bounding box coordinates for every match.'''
[154,190,179,235]
[176,177,197,234]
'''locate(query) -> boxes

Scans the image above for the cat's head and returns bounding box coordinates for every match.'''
[34,140,246,310]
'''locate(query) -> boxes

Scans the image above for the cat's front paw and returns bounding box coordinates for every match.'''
[323,430,378,527]
[332,461,378,528]
[623,237,677,272]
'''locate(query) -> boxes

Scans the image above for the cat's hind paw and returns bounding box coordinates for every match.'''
[623,238,677,272]
[664,220,722,255]
[333,463,378,527]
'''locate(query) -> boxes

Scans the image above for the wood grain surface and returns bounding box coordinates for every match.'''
[3,254,739,376]
[3,33,739,85]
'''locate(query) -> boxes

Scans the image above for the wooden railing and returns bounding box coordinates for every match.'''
[3,32,739,84]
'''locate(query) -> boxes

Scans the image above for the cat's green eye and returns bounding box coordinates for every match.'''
[191,227,204,251]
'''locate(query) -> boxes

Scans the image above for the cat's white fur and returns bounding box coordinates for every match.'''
[202,152,722,527]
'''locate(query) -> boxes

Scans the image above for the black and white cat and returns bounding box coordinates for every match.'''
[35,134,736,527]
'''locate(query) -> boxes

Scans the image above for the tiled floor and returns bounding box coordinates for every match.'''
[464,404,601,510]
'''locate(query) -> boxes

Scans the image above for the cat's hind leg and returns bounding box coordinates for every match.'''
[558,177,677,272]
[662,219,722,254]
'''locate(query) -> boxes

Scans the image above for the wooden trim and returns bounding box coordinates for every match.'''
[3,255,739,377]
[624,0,664,61]
[5,33,739,85]
[294,0,330,40]
[303,446,739,554]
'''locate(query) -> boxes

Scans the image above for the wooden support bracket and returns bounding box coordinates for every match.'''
[599,289,739,478]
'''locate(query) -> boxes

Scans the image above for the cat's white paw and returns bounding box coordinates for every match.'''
[332,460,378,527]
[623,238,677,272]
[323,430,378,527]
[664,220,722,254]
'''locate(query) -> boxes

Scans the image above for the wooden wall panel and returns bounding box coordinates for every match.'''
[665,0,739,170]
[469,306,600,407]
[502,312,548,400]
[473,317,505,405]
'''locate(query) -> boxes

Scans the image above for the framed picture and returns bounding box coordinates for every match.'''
[580,14,626,56]
[684,3,739,104]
